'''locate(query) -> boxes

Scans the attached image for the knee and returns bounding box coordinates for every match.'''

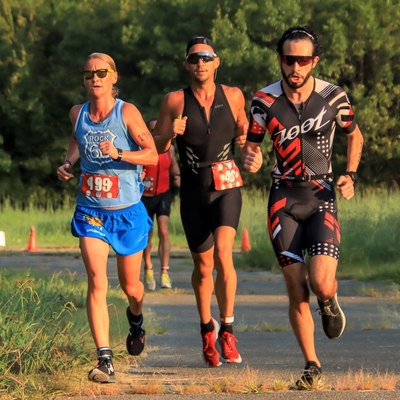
[287,283,310,306]
[87,274,108,294]
[122,281,144,299]
[311,281,336,301]
[214,248,233,269]
[158,225,169,240]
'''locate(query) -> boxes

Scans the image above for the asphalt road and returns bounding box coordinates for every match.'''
[1,250,400,399]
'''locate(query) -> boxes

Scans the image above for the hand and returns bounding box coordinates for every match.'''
[235,123,248,149]
[170,116,187,138]
[172,174,181,187]
[243,145,262,173]
[57,162,74,181]
[99,140,118,159]
[336,175,355,200]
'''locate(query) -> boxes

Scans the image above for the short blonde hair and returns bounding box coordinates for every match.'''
[85,52,119,98]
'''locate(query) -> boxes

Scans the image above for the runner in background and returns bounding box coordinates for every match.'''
[142,118,181,290]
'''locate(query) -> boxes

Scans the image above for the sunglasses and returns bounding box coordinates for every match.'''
[83,69,115,80]
[186,51,217,64]
[281,55,314,66]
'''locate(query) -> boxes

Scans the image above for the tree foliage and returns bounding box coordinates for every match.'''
[0,0,399,205]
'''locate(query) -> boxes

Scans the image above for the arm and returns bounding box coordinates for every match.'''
[153,91,186,153]
[57,105,82,181]
[336,125,364,200]
[99,102,158,166]
[169,145,181,187]
[224,86,248,149]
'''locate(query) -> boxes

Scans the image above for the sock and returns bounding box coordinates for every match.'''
[97,347,112,358]
[161,266,169,273]
[219,323,233,334]
[128,309,143,325]
[200,319,214,333]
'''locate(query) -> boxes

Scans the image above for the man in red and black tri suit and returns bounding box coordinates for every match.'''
[242,26,364,389]
[142,118,180,291]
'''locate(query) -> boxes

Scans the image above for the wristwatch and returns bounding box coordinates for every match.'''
[344,171,358,183]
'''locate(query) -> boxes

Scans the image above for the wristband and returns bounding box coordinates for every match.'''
[64,159,72,168]
[344,171,358,183]
[115,148,123,162]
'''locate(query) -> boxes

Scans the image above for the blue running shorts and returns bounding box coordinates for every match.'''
[71,202,153,256]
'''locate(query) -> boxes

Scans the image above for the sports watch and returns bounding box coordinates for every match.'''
[344,171,358,183]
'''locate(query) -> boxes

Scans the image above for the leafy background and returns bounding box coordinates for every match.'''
[0,0,399,205]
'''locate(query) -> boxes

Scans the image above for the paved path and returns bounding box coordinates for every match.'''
[1,250,400,399]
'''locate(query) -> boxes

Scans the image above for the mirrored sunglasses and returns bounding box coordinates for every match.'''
[186,51,217,64]
[83,69,115,80]
[281,55,314,67]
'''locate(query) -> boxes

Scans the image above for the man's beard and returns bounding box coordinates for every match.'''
[281,65,313,89]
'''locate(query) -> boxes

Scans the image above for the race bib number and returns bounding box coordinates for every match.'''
[211,160,243,191]
[143,177,155,194]
[81,173,119,198]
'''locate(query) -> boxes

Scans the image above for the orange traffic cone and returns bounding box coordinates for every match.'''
[26,226,40,252]
[241,228,251,252]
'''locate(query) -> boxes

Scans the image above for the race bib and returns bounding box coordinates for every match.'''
[211,160,243,191]
[143,177,155,194]
[81,173,119,198]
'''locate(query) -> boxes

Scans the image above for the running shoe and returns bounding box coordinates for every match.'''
[201,318,222,367]
[88,349,116,383]
[160,272,172,289]
[145,269,156,291]
[218,331,242,363]
[296,361,322,390]
[126,307,146,356]
[317,293,346,339]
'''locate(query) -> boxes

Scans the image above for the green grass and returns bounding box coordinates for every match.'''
[0,269,167,399]
[1,188,400,282]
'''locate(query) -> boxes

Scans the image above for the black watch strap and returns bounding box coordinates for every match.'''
[115,148,123,162]
[344,171,358,183]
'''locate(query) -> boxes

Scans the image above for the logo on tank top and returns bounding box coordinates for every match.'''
[214,104,224,109]
[84,129,117,165]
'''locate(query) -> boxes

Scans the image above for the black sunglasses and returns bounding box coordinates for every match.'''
[83,69,115,80]
[281,55,314,67]
[186,51,217,64]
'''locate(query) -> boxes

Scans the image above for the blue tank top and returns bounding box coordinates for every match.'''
[75,98,144,208]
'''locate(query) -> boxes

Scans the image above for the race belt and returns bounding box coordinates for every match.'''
[271,172,334,182]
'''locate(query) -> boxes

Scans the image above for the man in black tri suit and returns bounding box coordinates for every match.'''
[153,36,248,368]
[242,26,364,389]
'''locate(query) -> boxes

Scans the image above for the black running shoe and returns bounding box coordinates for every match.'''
[126,307,146,356]
[296,361,322,390]
[88,349,116,383]
[317,293,346,339]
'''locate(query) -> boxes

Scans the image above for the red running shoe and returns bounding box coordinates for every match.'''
[201,318,222,367]
[218,331,242,363]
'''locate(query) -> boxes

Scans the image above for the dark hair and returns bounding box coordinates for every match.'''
[276,26,322,57]
[186,36,216,55]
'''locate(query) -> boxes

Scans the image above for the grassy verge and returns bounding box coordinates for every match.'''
[1,188,400,282]
[0,269,167,400]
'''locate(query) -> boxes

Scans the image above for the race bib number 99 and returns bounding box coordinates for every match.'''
[81,173,119,198]
[211,160,243,191]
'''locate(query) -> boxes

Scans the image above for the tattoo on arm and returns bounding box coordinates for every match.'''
[138,131,152,142]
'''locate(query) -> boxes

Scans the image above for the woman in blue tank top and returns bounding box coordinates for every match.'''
[57,52,158,384]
